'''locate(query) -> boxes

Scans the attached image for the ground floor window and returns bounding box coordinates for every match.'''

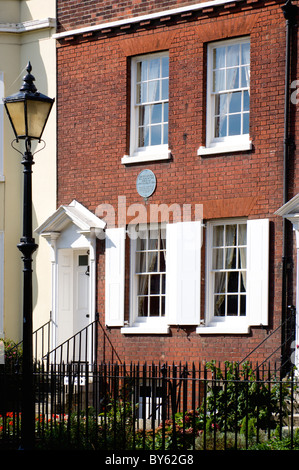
[211,221,247,318]
[135,226,166,318]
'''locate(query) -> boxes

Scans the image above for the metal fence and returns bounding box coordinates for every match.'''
[0,361,298,450]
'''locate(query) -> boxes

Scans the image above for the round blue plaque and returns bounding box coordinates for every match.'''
[136,169,156,199]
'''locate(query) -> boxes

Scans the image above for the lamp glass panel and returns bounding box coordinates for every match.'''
[27,100,52,139]
[5,101,26,137]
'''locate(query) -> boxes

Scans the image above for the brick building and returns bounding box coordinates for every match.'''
[36,0,299,369]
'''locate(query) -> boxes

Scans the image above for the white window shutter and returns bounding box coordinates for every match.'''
[105,227,125,327]
[246,219,269,326]
[166,221,202,325]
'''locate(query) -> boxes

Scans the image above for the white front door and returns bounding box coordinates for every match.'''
[57,249,90,359]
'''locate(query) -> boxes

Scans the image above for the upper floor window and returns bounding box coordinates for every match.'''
[198,37,251,156]
[122,52,170,164]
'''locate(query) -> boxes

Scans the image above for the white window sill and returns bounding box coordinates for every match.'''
[196,320,250,335]
[121,322,170,334]
[0,175,4,182]
[197,140,252,157]
[122,148,171,165]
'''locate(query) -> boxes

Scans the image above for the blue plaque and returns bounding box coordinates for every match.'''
[136,169,156,200]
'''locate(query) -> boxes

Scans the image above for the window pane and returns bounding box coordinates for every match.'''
[138,275,148,295]
[148,80,160,102]
[238,224,247,245]
[148,253,158,272]
[215,272,225,294]
[229,113,241,135]
[163,124,168,145]
[161,296,165,316]
[161,274,166,294]
[137,61,147,82]
[240,295,246,316]
[162,78,169,100]
[163,102,168,122]
[141,60,148,81]
[137,82,147,103]
[225,247,236,269]
[238,248,247,270]
[225,224,236,246]
[229,92,241,114]
[227,44,239,67]
[227,271,238,292]
[215,94,227,117]
[213,225,224,246]
[240,271,246,292]
[213,248,223,269]
[241,66,250,88]
[139,125,149,147]
[213,69,225,92]
[215,115,227,138]
[138,297,148,317]
[243,113,249,134]
[139,106,149,127]
[150,274,159,294]
[78,255,88,266]
[214,295,225,316]
[151,104,162,124]
[151,125,162,145]
[162,56,169,77]
[243,90,250,112]
[213,46,226,69]
[227,295,238,316]
[150,296,160,316]
[226,68,239,90]
[241,43,250,65]
[149,58,160,80]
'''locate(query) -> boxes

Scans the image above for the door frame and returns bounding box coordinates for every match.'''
[36,200,106,361]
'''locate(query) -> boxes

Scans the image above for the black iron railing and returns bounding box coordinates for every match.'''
[0,360,298,450]
[42,320,99,366]
[239,305,296,374]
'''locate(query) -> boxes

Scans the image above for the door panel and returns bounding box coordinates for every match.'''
[57,249,90,359]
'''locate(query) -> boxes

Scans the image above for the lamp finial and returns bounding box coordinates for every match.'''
[20,62,37,94]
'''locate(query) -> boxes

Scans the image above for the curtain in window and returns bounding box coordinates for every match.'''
[239,223,247,290]
[214,225,236,316]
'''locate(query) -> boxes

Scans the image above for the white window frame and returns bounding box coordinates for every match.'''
[206,219,247,328]
[198,37,252,156]
[122,51,171,165]
[120,220,202,334]
[197,218,269,334]
[125,223,169,334]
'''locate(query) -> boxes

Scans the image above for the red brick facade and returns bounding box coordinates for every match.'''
[55,0,298,366]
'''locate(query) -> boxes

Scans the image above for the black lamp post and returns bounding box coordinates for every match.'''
[3,62,54,449]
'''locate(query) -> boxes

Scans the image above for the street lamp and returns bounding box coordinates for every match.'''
[3,62,54,449]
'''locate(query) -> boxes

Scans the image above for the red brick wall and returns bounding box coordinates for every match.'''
[57,0,216,33]
[56,0,295,366]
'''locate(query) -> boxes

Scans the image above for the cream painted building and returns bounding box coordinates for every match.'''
[0,0,56,343]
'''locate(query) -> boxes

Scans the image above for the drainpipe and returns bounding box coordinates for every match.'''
[281,0,297,372]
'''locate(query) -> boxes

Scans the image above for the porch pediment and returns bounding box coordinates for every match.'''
[35,200,106,239]
[275,193,299,231]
